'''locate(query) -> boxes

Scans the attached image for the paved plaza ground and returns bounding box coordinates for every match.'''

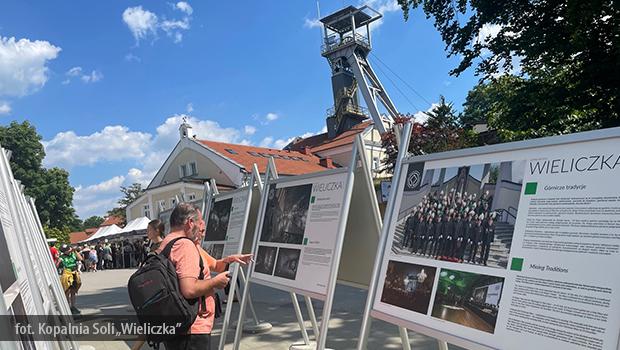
[77,269,463,350]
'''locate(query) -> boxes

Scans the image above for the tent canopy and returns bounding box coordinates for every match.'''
[120,216,150,234]
[81,224,122,243]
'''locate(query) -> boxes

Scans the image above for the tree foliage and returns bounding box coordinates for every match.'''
[44,226,70,245]
[107,183,144,224]
[0,121,77,229]
[382,96,473,173]
[83,216,105,229]
[397,0,620,137]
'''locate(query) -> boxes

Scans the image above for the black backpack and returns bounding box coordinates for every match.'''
[128,237,206,343]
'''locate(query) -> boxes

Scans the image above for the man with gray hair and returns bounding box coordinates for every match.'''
[156,202,251,350]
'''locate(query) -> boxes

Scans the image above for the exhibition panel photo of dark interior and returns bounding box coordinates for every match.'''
[431,268,504,333]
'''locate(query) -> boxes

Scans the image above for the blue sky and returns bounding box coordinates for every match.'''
[0,0,480,219]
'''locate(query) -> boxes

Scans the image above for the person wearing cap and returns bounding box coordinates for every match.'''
[58,244,83,314]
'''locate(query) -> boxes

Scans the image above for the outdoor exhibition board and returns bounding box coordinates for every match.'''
[234,135,405,350]
[0,146,77,350]
[250,169,350,299]
[202,184,259,262]
[367,127,620,350]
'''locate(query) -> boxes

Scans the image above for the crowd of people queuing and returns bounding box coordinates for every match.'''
[48,219,167,314]
[400,188,497,266]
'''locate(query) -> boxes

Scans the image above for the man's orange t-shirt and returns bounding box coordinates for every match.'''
[157,231,215,334]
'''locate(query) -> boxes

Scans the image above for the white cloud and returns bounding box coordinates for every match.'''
[244,125,256,135]
[304,18,321,29]
[186,103,193,113]
[123,6,159,43]
[266,112,279,121]
[125,53,141,62]
[413,103,439,124]
[51,113,250,217]
[66,66,82,77]
[259,137,274,148]
[273,138,295,149]
[175,2,193,15]
[73,175,126,218]
[64,67,103,84]
[476,23,502,46]
[361,0,400,31]
[123,4,193,45]
[42,126,152,168]
[0,36,61,97]
[0,101,11,115]
[81,70,103,83]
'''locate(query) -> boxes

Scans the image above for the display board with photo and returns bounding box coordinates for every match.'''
[205,197,233,242]
[392,160,525,269]
[371,130,620,350]
[380,261,436,315]
[431,268,504,334]
[260,183,312,245]
[251,171,350,298]
[201,188,251,264]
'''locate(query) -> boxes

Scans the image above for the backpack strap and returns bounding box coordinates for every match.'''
[161,237,207,312]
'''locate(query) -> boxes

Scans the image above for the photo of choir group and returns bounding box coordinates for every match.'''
[393,161,525,269]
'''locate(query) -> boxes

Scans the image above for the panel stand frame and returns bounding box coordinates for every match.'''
[356,122,447,350]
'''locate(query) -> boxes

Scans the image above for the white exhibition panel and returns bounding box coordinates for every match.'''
[371,129,620,350]
[250,169,350,299]
[202,187,252,260]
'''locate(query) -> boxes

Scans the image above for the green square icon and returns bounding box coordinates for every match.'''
[524,182,538,195]
[310,196,315,204]
[303,238,308,245]
[511,257,524,271]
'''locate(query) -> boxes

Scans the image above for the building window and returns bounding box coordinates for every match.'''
[180,164,188,178]
[170,198,177,208]
[158,200,166,211]
[189,162,197,176]
[188,193,196,201]
[143,204,151,218]
[225,148,238,154]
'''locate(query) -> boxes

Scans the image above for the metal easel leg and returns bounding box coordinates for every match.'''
[237,268,272,333]
[290,292,311,345]
[304,296,320,339]
[398,326,412,350]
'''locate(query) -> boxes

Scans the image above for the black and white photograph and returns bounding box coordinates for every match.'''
[260,183,312,245]
[380,260,436,315]
[273,248,301,280]
[255,245,277,275]
[431,268,504,333]
[392,160,525,269]
[203,243,224,260]
[205,197,233,242]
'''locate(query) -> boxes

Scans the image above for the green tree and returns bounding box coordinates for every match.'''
[0,121,45,191]
[397,0,620,134]
[83,216,105,229]
[0,121,77,229]
[382,97,473,173]
[107,183,144,225]
[44,226,70,245]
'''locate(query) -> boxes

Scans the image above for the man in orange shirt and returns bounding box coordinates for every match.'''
[156,203,251,350]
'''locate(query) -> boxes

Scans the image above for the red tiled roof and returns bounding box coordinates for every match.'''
[197,140,335,176]
[101,216,123,227]
[287,121,372,153]
[70,231,92,244]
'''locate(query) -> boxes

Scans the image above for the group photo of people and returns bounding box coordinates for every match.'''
[393,161,525,269]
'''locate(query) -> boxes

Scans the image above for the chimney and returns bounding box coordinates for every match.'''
[319,157,334,168]
[302,146,312,155]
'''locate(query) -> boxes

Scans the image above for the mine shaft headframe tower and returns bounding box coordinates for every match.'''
[320,5,399,136]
